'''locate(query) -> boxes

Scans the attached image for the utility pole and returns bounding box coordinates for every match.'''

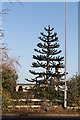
[64,0,67,108]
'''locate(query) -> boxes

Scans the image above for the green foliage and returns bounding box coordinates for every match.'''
[12,92,27,99]
[2,44,20,111]
[26,25,65,101]
[2,90,13,111]
[2,66,18,95]
[68,74,80,107]
[2,66,18,111]
[11,92,27,106]
[34,85,56,100]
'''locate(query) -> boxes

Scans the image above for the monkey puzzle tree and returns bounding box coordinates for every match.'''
[26,25,65,100]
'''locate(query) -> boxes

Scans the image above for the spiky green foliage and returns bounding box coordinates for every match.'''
[26,25,65,87]
[25,25,65,104]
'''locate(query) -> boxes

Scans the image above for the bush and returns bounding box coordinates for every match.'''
[12,92,27,99]
[2,90,13,111]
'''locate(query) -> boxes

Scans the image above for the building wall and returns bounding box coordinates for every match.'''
[16,84,34,92]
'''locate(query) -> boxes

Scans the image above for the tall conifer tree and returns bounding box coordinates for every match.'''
[26,25,65,89]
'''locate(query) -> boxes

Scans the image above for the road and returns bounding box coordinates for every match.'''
[2,116,80,120]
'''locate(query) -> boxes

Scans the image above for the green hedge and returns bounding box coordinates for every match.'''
[12,92,27,99]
